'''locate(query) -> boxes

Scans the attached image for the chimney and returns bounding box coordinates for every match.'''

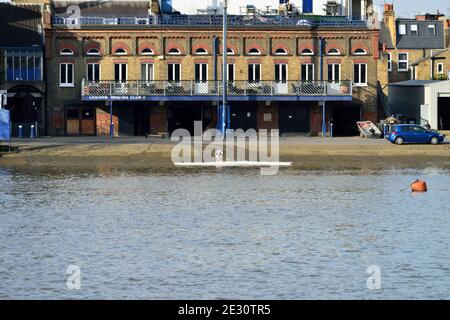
[383,3,396,46]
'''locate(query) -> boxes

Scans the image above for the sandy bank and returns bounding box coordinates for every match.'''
[1,139,450,171]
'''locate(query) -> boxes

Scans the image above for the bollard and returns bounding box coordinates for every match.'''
[110,122,114,138]
[18,125,23,139]
[30,125,35,138]
[330,123,334,139]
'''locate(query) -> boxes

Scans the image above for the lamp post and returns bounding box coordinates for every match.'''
[221,0,228,134]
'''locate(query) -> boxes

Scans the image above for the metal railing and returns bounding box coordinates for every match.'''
[81,80,353,97]
[53,14,367,28]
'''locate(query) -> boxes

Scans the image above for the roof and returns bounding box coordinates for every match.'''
[379,21,394,49]
[389,80,450,87]
[395,20,445,49]
[0,3,43,48]
[52,1,150,17]
[411,48,450,66]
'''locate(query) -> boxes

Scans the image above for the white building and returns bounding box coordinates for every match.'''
[158,0,373,19]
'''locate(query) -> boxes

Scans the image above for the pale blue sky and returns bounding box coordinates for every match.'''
[376,0,450,18]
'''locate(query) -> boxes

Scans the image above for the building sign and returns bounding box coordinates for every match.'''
[0,109,11,141]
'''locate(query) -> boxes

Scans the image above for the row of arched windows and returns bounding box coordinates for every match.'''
[59,45,368,57]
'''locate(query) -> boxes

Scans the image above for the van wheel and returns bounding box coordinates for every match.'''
[394,137,404,145]
[430,137,440,145]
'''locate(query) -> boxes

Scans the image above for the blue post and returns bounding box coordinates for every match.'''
[30,125,35,138]
[18,125,23,139]
[330,123,334,139]
[319,37,326,138]
[109,100,114,138]
[221,0,228,134]
[322,101,326,137]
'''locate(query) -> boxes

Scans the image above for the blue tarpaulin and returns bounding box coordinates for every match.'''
[0,109,11,141]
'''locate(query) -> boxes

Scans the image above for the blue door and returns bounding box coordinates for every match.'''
[303,0,313,13]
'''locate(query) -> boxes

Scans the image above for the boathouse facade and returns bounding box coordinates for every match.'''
[44,0,382,137]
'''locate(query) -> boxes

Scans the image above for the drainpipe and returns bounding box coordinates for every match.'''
[221,0,228,134]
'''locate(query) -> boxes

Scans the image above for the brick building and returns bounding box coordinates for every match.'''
[379,4,446,84]
[44,0,381,137]
[0,1,46,136]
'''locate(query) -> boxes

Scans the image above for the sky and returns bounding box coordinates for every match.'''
[375,0,450,18]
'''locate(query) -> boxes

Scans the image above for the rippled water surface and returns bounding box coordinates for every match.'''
[0,167,449,299]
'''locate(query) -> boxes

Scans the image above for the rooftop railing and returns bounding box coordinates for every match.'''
[53,14,368,28]
[81,80,353,97]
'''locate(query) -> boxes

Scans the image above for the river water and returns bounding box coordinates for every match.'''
[0,167,449,299]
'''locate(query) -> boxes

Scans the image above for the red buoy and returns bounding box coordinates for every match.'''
[411,180,428,192]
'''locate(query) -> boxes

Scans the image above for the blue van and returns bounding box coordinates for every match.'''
[385,124,445,145]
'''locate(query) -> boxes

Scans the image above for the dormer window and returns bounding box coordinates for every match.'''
[60,48,74,56]
[114,48,127,55]
[428,24,436,35]
[399,24,407,35]
[86,48,100,56]
[301,48,314,56]
[410,24,418,35]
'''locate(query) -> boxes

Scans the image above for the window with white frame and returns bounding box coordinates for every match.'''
[398,24,407,35]
[195,48,208,55]
[60,48,74,56]
[227,64,235,83]
[327,64,340,82]
[114,63,127,82]
[114,48,127,55]
[168,63,181,82]
[398,53,409,72]
[274,48,288,55]
[86,63,100,82]
[354,48,367,55]
[327,48,340,55]
[387,53,392,72]
[141,48,154,55]
[301,48,314,56]
[301,64,314,81]
[86,48,100,56]
[248,64,261,83]
[410,24,418,35]
[353,63,367,86]
[437,63,444,75]
[248,48,261,55]
[60,63,74,87]
[140,63,154,81]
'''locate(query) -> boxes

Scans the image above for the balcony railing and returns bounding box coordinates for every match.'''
[53,14,367,28]
[81,80,353,97]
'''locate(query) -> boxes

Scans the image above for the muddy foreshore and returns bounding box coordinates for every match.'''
[1,142,450,172]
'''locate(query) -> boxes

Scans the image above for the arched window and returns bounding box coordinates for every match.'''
[274,48,288,55]
[301,48,314,56]
[327,48,340,55]
[227,48,235,55]
[248,48,261,55]
[168,48,181,55]
[86,48,100,56]
[195,48,208,55]
[60,48,74,56]
[354,48,367,55]
[141,48,154,55]
[114,48,127,55]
